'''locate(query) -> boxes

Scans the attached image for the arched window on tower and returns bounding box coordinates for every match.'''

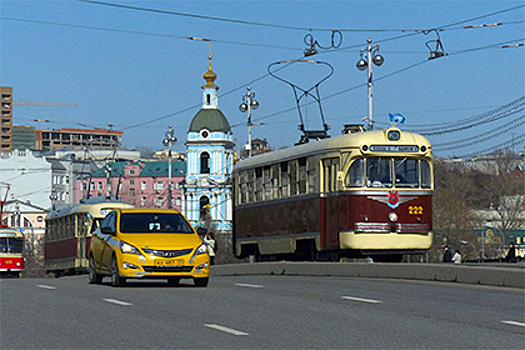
[200,152,210,174]
[206,94,211,106]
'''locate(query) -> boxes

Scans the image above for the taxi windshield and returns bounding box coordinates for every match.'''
[119,213,194,234]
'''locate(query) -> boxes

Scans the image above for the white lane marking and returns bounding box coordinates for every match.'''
[501,320,525,328]
[341,296,383,304]
[103,298,133,306]
[204,324,249,336]
[235,283,263,289]
[36,285,56,290]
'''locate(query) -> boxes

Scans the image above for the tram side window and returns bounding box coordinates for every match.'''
[307,160,318,193]
[247,170,255,203]
[271,165,280,199]
[255,168,263,202]
[394,158,418,188]
[345,158,364,188]
[421,160,431,189]
[367,157,392,188]
[290,160,297,196]
[263,166,272,200]
[280,162,289,198]
[298,158,307,194]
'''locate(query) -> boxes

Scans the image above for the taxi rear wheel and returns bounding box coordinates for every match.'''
[111,256,126,287]
[88,255,103,284]
[194,277,209,288]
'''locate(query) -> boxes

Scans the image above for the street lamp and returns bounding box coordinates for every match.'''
[356,39,384,131]
[49,189,58,211]
[239,87,259,157]
[163,125,177,209]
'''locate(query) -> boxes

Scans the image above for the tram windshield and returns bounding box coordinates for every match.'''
[0,238,24,254]
[345,157,431,189]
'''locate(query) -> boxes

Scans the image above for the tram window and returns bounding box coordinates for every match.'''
[395,158,418,188]
[255,168,263,202]
[239,172,247,204]
[0,239,6,253]
[247,170,255,203]
[421,160,431,189]
[9,239,23,253]
[367,157,392,188]
[290,160,297,196]
[307,160,318,193]
[280,162,289,198]
[263,166,272,200]
[345,158,364,188]
[270,165,279,199]
[298,158,307,194]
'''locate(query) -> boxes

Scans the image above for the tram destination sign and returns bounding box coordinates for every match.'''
[370,145,419,152]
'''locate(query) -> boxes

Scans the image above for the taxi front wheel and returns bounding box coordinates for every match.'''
[194,277,209,287]
[111,256,126,287]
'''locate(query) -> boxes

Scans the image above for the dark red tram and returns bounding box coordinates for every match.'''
[233,127,433,261]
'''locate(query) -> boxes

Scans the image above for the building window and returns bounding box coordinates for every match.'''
[206,94,211,105]
[200,152,210,174]
[130,188,135,198]
[141,181,147,190]
[156,181,164,191]
[141,197,146,206]
[130,169,135,176]
[130,180,135,186]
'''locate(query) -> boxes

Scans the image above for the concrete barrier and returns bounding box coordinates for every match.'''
[211,262,525,289]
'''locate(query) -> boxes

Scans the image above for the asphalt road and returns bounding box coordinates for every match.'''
[1,275,524,349]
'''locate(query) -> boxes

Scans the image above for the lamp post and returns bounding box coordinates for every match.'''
[163,125,177,209]
[49,189,58,211]
[239,87,259,157]
[356,39,384,131]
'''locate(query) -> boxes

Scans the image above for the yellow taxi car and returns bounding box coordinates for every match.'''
[88,208,210,287]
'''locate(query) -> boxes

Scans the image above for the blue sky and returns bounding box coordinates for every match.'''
[1,0,524,158]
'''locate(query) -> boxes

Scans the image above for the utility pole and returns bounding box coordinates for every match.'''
[239,87,260,157]
[356,39,385,131]
[163,125,177,209]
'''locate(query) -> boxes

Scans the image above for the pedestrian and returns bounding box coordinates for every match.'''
[452,249,462,264]
[505,242,517,263]
[203,232,216,265]
[442,246,452,263]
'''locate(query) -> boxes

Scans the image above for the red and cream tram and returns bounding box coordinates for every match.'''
[233,127,433,262]
[0,228,25,277]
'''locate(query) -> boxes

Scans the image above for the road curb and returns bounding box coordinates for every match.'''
[211,262,525,289]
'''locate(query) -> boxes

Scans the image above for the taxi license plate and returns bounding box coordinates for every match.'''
[155,259,184,267]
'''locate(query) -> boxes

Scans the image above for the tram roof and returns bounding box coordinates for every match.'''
[234,127,431,171]
[46,197,134,220]
[0,228,24,239]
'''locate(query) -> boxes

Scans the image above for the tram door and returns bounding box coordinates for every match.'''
[322,158,340,250]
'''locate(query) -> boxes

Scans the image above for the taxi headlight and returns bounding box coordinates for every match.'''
[195,243,208,256]
[120,241,141,255]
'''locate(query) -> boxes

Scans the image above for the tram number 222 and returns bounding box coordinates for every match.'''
[408,206,424,215]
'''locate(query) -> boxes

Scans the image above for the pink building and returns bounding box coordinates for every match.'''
[76,160,186,210]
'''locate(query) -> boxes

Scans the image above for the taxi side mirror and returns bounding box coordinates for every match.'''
[101,226,115,235]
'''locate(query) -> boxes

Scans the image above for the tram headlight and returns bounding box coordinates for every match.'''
[388,130,401,141]
[389,212,398,222]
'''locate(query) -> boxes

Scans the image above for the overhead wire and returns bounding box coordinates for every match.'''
[432,115,525,150]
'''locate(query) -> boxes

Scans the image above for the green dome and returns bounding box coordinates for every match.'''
[189,109,231,133]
